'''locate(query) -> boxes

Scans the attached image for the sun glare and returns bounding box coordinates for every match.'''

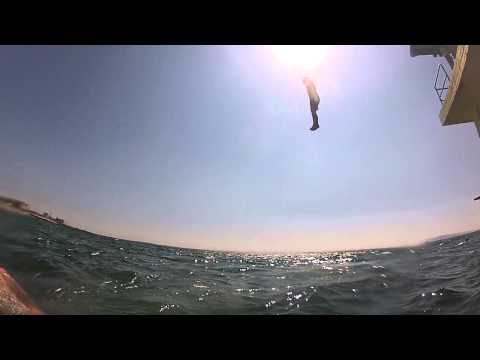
[271,45,330,73]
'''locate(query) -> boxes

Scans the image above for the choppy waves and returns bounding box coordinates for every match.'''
[1,211,480,314]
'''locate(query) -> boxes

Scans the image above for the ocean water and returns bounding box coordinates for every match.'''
[1,210,480,315]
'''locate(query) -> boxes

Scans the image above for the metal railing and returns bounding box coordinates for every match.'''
[434,63,451,104]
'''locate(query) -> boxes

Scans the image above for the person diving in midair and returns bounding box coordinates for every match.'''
[303,77,320,131]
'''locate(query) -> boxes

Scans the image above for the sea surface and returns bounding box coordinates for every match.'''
[1,210,480,315]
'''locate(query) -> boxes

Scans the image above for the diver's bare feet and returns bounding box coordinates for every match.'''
[0,267,43,315]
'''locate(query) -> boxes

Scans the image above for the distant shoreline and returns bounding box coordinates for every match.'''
[0,202,100,237]
[1,195,479,254]
[0,203,27,216]
[0,195,67,224]
[30,212,58,224]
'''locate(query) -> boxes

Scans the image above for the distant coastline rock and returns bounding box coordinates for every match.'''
[0,195,64,225]
[0,195,29,211]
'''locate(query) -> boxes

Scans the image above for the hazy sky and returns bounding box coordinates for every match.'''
[1,45,479,252]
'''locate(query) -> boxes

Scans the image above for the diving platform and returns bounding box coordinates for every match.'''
[411,45,480,137]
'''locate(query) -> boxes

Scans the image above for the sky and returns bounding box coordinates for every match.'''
[1,45,479,252]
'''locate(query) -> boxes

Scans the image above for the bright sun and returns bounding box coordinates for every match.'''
[271,45,330,73]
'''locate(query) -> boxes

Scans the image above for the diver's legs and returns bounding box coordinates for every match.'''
[310,111,319,131]
[309,100,319,131]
